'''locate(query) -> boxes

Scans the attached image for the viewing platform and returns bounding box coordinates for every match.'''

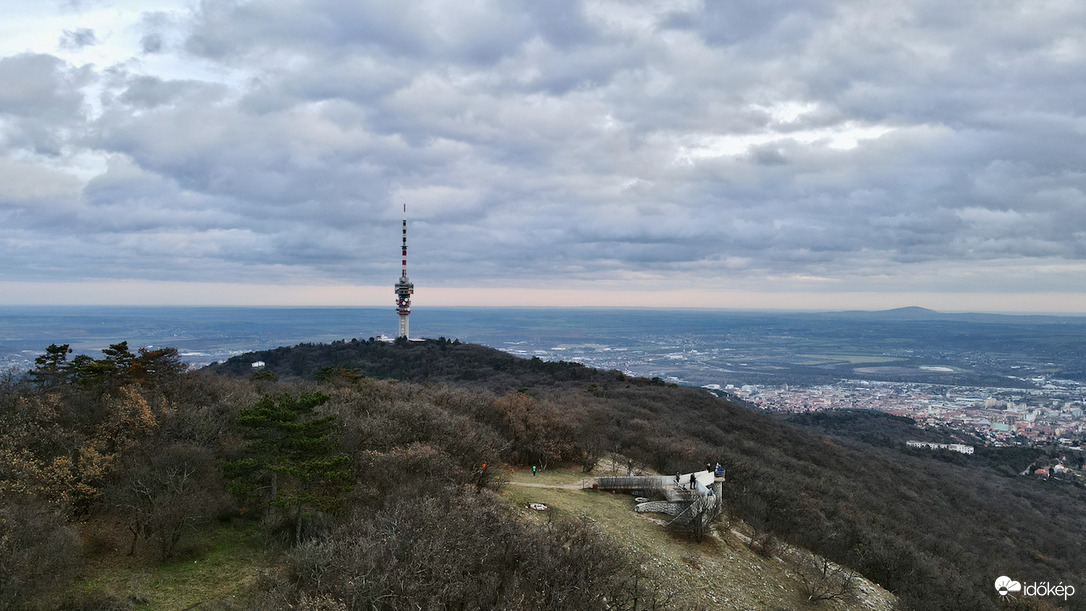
[594,470,724,527]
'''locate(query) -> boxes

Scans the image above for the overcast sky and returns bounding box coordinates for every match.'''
[2,0,1085,313]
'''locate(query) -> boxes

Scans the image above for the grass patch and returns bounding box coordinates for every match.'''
[74,520,266,609]
[504,463,595,486]
[503,483,682,565]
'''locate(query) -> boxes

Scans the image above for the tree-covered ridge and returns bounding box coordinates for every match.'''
[216,339,1086,610]
[0,342,664,609]
[785,409,978,448]
[208,337,606,389]
[2,339,1084,609]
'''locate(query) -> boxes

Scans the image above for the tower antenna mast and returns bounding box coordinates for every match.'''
[394,204,414,339]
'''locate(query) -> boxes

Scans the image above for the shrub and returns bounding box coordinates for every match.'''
[258,488,657,610]
[0,499,82,609]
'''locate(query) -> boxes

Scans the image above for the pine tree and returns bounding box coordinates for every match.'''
[29,343,73,388]
[225,391,353,543]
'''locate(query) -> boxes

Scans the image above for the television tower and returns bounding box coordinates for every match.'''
[394,204,414,339]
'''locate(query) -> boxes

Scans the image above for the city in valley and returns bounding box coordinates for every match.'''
[535,340,1086,451]
[491,308,1086,452]
[726,377,1086,448]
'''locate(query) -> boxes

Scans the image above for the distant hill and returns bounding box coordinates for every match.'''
[207,337,613,391]
[833,305,1086,325]
[839,306,943,320]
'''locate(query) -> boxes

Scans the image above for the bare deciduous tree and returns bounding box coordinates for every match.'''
[108,443,226,560]
[789,547,858,604]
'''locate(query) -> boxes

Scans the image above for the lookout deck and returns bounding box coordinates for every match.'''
[595,470,725,528]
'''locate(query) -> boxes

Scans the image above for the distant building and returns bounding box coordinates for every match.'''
[906,440,975,454]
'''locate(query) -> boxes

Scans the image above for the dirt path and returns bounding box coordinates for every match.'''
[505,481,587,490]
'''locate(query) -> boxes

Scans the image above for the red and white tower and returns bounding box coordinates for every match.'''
[394,204,414,339]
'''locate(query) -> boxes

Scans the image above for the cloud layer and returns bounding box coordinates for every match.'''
[2,0,1085,308]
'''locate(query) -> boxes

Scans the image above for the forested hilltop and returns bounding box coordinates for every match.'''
[206,336,602,390]
[2,338,1084,609]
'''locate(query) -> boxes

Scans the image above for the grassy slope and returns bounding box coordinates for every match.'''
[501,462,896,611]
[73,521,265,609]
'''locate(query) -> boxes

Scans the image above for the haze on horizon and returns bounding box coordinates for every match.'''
[2,1,1086,314]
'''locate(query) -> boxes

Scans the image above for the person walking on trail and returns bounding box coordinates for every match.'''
[532,465,537,476]
[474,462,488,491]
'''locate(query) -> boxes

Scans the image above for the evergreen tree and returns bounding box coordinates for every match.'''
[131,347,186,388]
[225,391,353,543]
[29,344,73,388]
[73,342,136,391]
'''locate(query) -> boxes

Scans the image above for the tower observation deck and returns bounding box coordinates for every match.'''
[394,205,414,339]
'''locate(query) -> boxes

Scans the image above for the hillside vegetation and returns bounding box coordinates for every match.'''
[1,338,1083,609]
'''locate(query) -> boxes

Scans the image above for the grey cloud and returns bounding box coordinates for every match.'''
[804,4,1086,128]
[4,1,1086,296]
[0,54,90,120]
[0,53,92,156]
[137,10,184,55]
[185,0,542,66]
[662,0,835,49]
[141,33,163,54]
[59,28,98,50]
[0,157,82,209]
[502,42,645,96]
[745,144,789,166]
[118,75,228,108]
[520,0,597,49]
[238,56,412,113]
